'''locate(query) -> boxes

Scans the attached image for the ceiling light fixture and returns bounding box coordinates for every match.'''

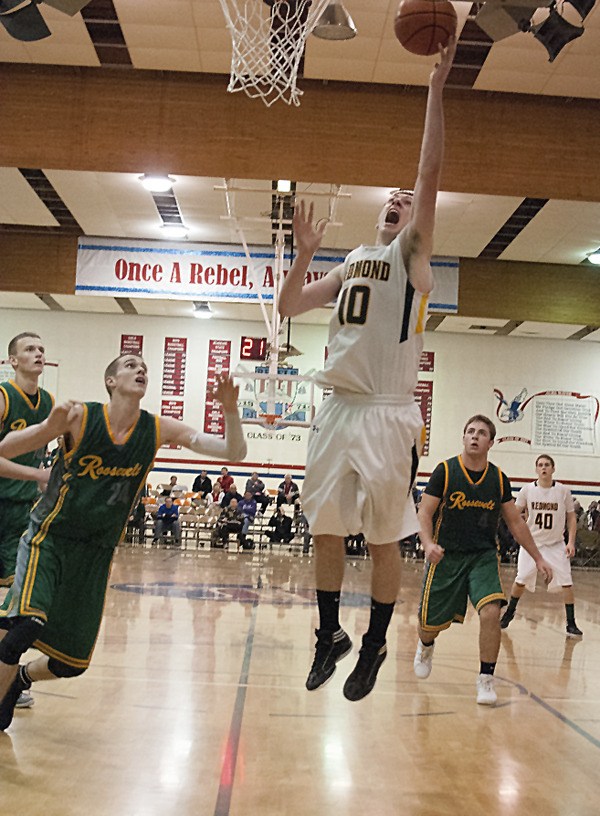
[587,249,600,265]
[160,223,188,240]
[140,174,175,193]
[312,1,357,40]
[277,179,292,193]
[192,301,213,319]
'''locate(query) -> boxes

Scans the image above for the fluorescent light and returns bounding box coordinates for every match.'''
[140,174,174,192]
[193,301,212,319]
[587,250,600,265]
[277,179,292,193]
[160,224,188,239]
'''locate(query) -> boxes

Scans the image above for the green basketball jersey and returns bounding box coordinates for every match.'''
[0,380,54,502]
[432,456,505,554]
[29,402,159,545]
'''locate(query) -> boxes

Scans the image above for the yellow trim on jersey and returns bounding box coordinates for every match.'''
[154,413,162,451]
[103,403,141,447]
[64,403,89,464]
[9,380,41,411]
[458,454,489,486]
[0,385,9,424]
[498,468,504,497]
[415,294,428,335]
[419,425,427,454]
[431,461,449,544]
[32,640,91,669]
[114,414,159,545]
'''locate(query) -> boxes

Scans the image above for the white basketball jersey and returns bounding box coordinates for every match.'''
[515,481,574,547]
[314,234,428,396]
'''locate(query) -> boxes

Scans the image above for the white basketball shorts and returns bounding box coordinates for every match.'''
[516,541,573,593]
[301,393,425,545]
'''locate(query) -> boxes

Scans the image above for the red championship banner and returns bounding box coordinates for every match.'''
[419,351,435,372]
[160,399,184,449]
[162,337,187,397]
[120,334,144,355]
[204,340,231,436]
[415,380,433,456]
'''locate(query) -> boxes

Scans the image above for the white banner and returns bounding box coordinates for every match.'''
[76,237,458,313]
[493,385,599,455]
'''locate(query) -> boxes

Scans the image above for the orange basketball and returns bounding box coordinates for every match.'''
[394,0,457,57]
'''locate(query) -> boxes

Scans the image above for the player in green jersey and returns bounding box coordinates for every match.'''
[0,332,54,589]
[413,415,552,705]
[0,353,246,730]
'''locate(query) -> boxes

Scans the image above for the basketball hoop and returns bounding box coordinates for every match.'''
[218,0,331,106]
[259,412,284,429]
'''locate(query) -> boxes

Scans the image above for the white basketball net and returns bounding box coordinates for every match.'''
[218,0,330,107]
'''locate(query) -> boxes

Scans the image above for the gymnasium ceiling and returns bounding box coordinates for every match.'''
[1,0,600,340]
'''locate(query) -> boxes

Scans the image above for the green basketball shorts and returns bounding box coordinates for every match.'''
[0,529,115,668]
[0,500,32,587]
[418,549,506,633]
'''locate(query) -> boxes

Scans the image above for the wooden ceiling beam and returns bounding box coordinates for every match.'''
[1,64,599,202]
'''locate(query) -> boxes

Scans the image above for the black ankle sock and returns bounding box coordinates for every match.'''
[364,598,395,645]
[507,596,520,614]
[316,589,341,632]
[480,661,496,676]
[565,603,576,625]
[19,665,32,688]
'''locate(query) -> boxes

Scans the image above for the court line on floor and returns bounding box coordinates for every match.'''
[497,675,600,750]
[213,599,258,816]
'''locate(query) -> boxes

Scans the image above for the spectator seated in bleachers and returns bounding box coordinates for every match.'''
[266,507,294,544]
[192,469,212,497]
[159,474,187,497]
[127,496,147,544]
[219,466,234,493]
[221,483,243,508]
[276,473,300,510]
[584,501,600,532]
[211,498,244,548]
[238,491,257,546]
[153,496,181,545]
[245,471,271,515]
[296,510,311,554]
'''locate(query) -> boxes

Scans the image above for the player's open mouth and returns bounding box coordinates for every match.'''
[385,210,400,224]
[136,376,146,384]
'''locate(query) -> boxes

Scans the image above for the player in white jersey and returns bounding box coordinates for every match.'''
[501,454,582,637]
[279,38,456,701]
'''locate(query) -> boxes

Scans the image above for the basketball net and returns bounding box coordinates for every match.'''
[218,0,330,107]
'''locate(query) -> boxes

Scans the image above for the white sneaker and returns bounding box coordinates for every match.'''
[15,691,34,709]
[476,673,497,706]
[413,640,435,679]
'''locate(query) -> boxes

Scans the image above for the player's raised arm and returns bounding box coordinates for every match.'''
[160,375,247,462]
[279,200,343,318]
[402,37,456,293]
[0,401,76,460]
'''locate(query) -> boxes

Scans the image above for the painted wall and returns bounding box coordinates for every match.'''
[0,307,598,503]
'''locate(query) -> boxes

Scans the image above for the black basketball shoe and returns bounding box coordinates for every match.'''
[500,608,515,629]
[0,666,31,731]
[343,638,387,702]
[566,623,583,638]
[306,628,352,691]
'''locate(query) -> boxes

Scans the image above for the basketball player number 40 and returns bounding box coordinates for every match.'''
[338,285,370,326]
